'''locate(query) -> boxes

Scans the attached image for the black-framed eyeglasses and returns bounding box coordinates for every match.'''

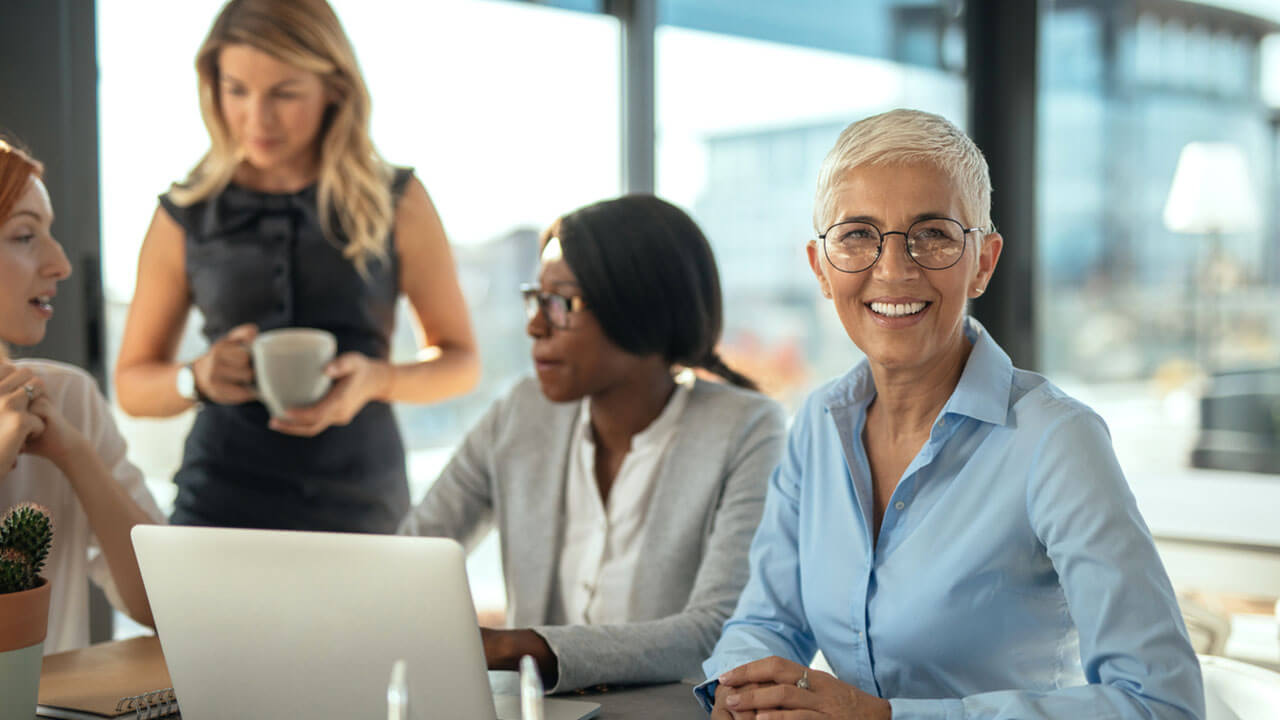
[817,217,986,273]
[521,284,588,329]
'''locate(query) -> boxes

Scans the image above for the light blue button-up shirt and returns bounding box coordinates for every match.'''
[698,320,1203,719]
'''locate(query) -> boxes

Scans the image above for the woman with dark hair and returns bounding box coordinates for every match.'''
[400,194,786,692]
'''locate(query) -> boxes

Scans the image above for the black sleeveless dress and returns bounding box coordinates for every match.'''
[158,168,414,533]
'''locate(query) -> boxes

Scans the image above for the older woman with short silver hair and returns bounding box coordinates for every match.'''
[697,109,1203,720]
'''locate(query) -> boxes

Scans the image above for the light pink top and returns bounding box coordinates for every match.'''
[1,360,165,653]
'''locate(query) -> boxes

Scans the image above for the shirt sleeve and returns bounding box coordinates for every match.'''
[396,393,498,552]
[157,191,194,235]
[74,373,166,607]
[390,166,416,202]
[889,410,1204,720]
[694,406,820,712]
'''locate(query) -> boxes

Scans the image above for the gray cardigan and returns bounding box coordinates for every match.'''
[399,376,786,691]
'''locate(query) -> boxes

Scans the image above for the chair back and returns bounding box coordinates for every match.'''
[1200,655,1280,720]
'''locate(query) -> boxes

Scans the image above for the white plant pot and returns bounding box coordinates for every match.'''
[0,578,51,720]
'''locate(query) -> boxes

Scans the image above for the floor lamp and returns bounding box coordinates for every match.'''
[1162,142,1261,375]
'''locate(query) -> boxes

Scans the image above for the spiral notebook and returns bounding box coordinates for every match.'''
[37,635,180,719]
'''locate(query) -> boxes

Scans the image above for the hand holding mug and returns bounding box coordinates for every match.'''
[192,323,259,405]
[269,351,391,437]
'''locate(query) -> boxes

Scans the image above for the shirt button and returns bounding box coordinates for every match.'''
[894,501,905,510]
[938,418,946,428]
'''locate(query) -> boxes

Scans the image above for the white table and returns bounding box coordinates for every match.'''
[1127,467,1280,598]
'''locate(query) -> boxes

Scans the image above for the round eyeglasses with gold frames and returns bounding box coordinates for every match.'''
[818,217,985,273]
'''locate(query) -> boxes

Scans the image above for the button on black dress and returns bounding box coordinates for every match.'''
[158,168,414,533]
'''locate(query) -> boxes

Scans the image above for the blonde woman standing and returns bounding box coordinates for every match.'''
[115,0,478,533]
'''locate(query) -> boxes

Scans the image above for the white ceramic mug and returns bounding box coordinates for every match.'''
[251,328,337,418]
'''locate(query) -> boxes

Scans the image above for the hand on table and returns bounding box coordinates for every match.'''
[714,656,891,720]
[269,352,391,437]
[480,627,559,688]
[712,680,774,720]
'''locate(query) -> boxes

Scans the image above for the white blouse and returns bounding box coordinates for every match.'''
[0,359,165,654]
[552,375,692,626]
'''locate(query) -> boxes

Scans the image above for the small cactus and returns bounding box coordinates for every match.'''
[0,547,33,594]
[0,502,53,594]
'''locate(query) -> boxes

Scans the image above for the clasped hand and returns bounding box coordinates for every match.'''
[0,363,45,471]
[0,362,87,473]
[712,656,890,720]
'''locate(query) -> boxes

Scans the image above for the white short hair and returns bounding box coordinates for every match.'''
[813,109,993,235]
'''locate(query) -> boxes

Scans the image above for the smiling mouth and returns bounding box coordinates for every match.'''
[30,296,54,312]
[867,301,929,318]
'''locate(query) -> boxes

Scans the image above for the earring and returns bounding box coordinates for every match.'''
[972,286,986,297]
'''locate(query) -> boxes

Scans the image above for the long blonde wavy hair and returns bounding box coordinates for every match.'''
[169,0,393,274]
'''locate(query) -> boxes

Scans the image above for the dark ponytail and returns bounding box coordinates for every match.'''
[553,194,760,393]
[698,351,757,391]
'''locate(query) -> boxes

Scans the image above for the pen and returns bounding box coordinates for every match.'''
[387,659,408,720]
[519,654,545,720]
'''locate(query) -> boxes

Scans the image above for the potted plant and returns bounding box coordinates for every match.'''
[0,502,53,720]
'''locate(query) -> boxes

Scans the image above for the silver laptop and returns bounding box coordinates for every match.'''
[132,526,599,720]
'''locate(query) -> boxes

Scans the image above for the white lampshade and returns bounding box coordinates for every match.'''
[1163,142,1262,234]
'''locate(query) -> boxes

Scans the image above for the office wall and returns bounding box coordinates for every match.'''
[0,0,105,385]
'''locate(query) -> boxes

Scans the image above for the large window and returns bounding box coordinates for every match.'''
[1037,0,1279,474]
[98,0,620,616]
[90,0,1280,657]
[1037,0,1280,665]
[655,0,967,406]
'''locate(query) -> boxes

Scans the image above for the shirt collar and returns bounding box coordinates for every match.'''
[823,317,1013,427]
[943,318,1013,426]
[577,370,695,450]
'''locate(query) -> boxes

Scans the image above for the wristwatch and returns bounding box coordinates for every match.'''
[176,362,201,403]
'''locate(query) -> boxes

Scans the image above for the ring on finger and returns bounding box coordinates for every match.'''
[23,385,36,403]
[796,668,810,691]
